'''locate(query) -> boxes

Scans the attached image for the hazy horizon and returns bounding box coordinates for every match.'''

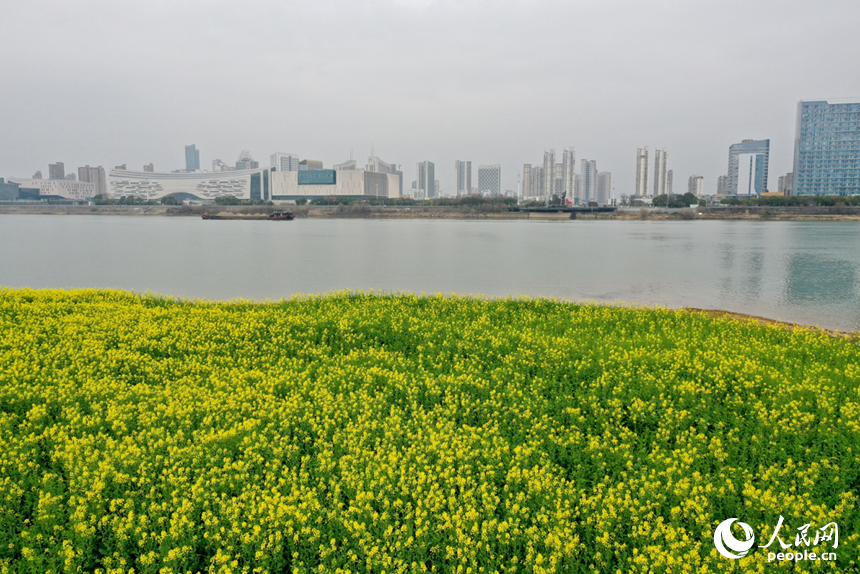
[3,0,860,197]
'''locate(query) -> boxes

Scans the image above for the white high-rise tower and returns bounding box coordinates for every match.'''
[542,149,556,199]
[455,160,472,196]
[562,148,575,200]
[653,148,668,196]
[635,147,650,197]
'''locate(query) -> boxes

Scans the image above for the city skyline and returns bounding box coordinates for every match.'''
[2,1,860,196]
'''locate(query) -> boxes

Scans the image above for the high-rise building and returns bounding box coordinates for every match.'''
[78,165,107,196]
[185,145,200,172]
[212,159,233,172]
[553,163,564,195]
[477,164,501,196]
[417,161,435,199]
[393,166,403,196]
[727,139,769,195]
[364,157,402,195]
[298,159,322,171]
[635,148,649,196]
[236,151,260,170]
[455,160,472,196]
[778,173,794,195]
[597,171,612,205]
[115,164,126,171]
[32,171,42,179]
[65,173,76,181]
[653,148,668,196]
[530,166,543,200]
[49,162,65,180]
[666,170,674,195]
[688,175,704,196]
[562,148,575,200]
[367,156,395,174]
[793,99,860,195]
[580,160,597,202]
[717,175,728,195]
[542,149,555,199]
[271,153,300,172]
[522,164,532,198]
[143,163,154,173]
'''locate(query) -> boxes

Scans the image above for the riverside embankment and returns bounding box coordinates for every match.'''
[3,203,860,220]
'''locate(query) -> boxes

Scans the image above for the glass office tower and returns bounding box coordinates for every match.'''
[793,99,860,196]
[727,139,769,196]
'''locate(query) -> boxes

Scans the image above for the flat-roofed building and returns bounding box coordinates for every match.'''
[581,160,597,202]
[108,167,275,202]
[477,164,501,196]
[653,149,668,196]
[12,178,96,200]
[0,178,20,200]
[367,156,402,195]
[49,162,65,180]
[417,161,435,199]
[727,139,770,196]
[271,169,400,200]
[78,165,107,196]
[185,145,200,171]
[271,153,299,172]
[455,160,472,196]
[688,175,704,196]
[597,171,612,205]
[635,147,649,197]
[793,99,860,195]
[778,172,793,195]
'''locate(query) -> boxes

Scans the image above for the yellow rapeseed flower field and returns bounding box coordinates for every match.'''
[0,288,857,573]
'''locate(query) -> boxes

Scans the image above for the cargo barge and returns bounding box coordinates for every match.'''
[202,212,294,221]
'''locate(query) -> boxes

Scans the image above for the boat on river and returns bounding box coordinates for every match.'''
[201,212,294,221]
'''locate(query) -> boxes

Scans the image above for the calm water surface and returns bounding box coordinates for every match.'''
[2,215,859,331]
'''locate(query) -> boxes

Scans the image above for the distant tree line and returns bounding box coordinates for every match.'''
[720,195,860,206]
[426,196,517,207]
[295,195,515,208]
[92,194,177,206]
[651,193,706,208]
[213,196,274,206]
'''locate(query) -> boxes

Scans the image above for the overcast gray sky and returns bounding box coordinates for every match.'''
[3,0,859,197]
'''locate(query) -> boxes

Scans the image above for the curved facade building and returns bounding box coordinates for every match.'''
[107,167,275,201]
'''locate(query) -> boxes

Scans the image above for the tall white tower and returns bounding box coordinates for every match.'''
[653,148,668,196]
[635,147,650,196]
[455,160,472,196]
[562,148,575,199]
[542,149,555,199]
[581,159,597,201]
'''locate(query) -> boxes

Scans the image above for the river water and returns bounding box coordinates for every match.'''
[1,215,858,331]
